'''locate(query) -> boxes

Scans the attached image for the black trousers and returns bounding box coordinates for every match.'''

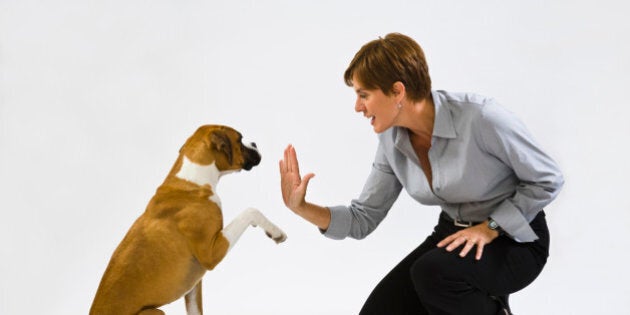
[359,211,549,315]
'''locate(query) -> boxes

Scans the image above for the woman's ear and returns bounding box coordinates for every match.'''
[392,81,406,101]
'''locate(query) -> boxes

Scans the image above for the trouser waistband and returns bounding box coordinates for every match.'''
[439,211,482,228]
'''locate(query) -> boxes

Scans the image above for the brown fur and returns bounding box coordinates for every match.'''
[90,125,259,315]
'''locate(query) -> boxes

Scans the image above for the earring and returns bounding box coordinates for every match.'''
[397,103,402,109]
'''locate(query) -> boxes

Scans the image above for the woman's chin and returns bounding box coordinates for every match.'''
[372,125,388,134]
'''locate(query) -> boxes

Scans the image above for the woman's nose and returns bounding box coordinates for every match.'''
[355,98,364,112]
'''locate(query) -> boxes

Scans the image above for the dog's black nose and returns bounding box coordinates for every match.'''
[250,142,257,148]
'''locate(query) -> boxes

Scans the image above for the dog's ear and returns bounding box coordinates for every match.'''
[210,130,233,164]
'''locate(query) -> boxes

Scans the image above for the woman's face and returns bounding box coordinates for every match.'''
[352,77,400,133]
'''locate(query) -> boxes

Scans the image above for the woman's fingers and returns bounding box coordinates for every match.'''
[281,144,300,175]
[279,144,314,211]
[436,233,457,248]
[283,145,292,172]
[440,233,480,258]
[437,223,497,260]
[445,235,468,252]
[458,239,476,258]
[279,159,286,174]
[290,145,300,174]
[475,243,485,260]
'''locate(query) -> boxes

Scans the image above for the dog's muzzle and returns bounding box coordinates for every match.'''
[242,142,261,171]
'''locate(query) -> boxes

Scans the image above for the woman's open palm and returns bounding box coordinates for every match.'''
[279,145,314,211]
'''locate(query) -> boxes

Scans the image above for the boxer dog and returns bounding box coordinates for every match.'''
[90,125,287,315]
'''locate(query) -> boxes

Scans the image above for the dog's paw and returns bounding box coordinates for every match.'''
[265,229,287,244]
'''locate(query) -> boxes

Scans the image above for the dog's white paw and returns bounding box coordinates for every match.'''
[244,207,287,244]
[265,227,287,244]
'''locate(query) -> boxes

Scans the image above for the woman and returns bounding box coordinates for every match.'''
[279,33,563,315]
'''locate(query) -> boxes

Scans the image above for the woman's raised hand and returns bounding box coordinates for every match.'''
[279,145,315,213]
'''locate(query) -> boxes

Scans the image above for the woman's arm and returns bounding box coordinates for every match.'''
[477,101,564,242]
[279,141,403,240]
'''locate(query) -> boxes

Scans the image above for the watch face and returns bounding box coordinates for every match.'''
[488,220,499,230]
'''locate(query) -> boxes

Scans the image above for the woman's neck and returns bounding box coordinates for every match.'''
[397,95,435,147]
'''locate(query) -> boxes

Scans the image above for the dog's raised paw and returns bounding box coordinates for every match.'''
[273,233,287,244]
[265,230,287,244]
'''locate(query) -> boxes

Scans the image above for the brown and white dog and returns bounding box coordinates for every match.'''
[90,125,287,315]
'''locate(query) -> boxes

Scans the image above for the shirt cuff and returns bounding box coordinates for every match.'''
[320,206,352,240]
[491,200,539,242]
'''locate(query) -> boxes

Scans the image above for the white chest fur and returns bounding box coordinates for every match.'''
[175,156,224,206]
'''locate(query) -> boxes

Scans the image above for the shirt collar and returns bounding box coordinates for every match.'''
[431,90,457,140]
[393,90,457,146]
[391,90,457,162]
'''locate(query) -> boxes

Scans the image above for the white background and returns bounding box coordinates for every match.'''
[1,1,628,314]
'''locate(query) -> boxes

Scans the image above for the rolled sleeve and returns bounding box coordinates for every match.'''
[322,206,353,240]
[491,200,538,242]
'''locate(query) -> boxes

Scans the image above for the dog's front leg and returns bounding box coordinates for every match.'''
[221,207,287,251]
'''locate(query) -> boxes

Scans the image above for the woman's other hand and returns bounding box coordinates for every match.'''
[279,145,315,213]
[436,222,500,260]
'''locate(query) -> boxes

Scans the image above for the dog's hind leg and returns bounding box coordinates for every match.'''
[222,207,287,251]
[185,280,203,315]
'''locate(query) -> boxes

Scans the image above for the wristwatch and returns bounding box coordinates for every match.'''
[487,218,504,235]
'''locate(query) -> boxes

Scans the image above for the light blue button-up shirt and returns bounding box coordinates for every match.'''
[324,90,564,242]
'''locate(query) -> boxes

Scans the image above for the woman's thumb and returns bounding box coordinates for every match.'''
[300,173,316,189]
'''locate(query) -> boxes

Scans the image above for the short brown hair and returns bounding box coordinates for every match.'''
[344,33,431,102]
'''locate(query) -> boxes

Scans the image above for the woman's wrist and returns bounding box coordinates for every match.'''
[293,201,331,231]
[482,220,500,239]
[290,201,310,215]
